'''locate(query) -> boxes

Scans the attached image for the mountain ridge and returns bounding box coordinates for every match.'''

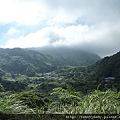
[89,51,120,80]
[29,46,101,66]
[0,47,100,76]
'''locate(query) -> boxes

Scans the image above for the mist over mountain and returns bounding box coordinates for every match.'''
[0,47,100,76]
[0,47,119,92]
[53,50,120,92]
[0,0,120,115]
[30,46,101,64]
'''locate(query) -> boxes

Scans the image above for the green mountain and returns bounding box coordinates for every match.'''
[30,46,101,66]
[53,51,120,92]
[0,48,120,116]
[89,51,120,80]
[0,47,100,76]
[0,47,119,92]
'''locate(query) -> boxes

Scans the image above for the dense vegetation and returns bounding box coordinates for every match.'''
[88,51,120,91]
[0,86,120,119]
[0,47,100,76]
[89,51,120,79]
[0,47,120,118]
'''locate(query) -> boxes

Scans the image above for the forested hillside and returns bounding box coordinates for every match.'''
[0,48,120,117]
[87,51,120,91]
[0,48,119,93]
[54,51,120,92]
[0,47,100,76]
[89,51,120,80]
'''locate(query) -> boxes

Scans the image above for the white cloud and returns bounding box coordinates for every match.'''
[1,0,120,57]
[3,29,50,48]
[0,0,47,25]
[2,25,89,48]
[0,0,120,26]
[3,22,120,57]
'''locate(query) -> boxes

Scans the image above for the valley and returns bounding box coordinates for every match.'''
[0,47,120,118]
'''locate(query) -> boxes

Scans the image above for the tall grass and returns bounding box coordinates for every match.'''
[49,88,120,114]
[0,88,120,114]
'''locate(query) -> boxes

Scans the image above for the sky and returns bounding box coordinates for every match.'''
[0,0,120,57]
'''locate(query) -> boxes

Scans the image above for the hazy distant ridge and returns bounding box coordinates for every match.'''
[0,47,100,76]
